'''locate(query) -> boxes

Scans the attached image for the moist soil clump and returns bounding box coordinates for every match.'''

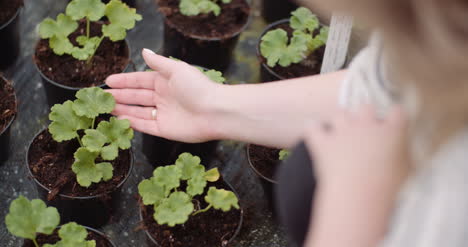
[141,179,241,247]
[0,0,23,26]
[28,129,131,199]
[23,229,113,247]
[34,20,129,88]
[0,77,16,132]
[259,23,325,79]
[157,0,250,39]
[249,144,281,181]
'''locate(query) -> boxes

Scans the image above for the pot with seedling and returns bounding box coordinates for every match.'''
[26,87,134,228]
[0,0,23,70]
[247,144,290,210]
[258,7,328,82]
[156,0,251,71]
[139,153,243,246]
[0,75,17,163]
[261,0,297,23]
[69,0,137,7]
[5,196,117,247]
[34,0,141,106]
[143,63,225,166]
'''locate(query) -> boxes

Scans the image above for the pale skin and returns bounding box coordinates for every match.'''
[106,49,409,247]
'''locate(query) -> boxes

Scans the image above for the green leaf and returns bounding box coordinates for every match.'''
[44,222,96,247]
[39,14,78,39]
[92,117,134,160]
[204,167,220,182]
[71,36,102,61]
[138,178,166,206]
[49,36,75,56]
[260,29,288,67]
[154,192,194,226]
[152,165,182,192]
[72,148,113,187]
[66,0,106,21]
[203,69,225,84]
[307,26,329,52]
[5,196,60,240]
[82,129,108,152]
[187,174,207,196]
[175,153,205,180]
[179,0,221,16]
[290,7,319,33]
[49,100,92,142]
[102,0,142,41]
[73,87,116,118]
[279,149,291,161]
[205,187,240,211]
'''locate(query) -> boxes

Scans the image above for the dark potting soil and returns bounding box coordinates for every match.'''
[249,144,281,181]
[28,129,131,199]
[34,20,129,88]
[260,23,325,79]
[157,0,250,39]
[0,0,22,26]
[141,179,241,247]
[0,77,16,133]
[23,228,112,247]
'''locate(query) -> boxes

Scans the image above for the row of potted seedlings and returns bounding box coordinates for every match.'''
[1,0,330,245]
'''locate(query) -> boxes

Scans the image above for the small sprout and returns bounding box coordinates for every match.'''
[48,87,134,187]
[39,0,142,62]
[138,153,239,226]
[179,0,232,17]
[43,222,96,247]
[6,197,95,247]
[279,149,291,161]
[260,7,329,68]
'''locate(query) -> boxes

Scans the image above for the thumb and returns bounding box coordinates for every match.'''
[142,48,179,77]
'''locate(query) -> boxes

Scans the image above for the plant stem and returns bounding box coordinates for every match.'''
[91,117,96,129]
[76,133,84,147]
[86,18,90,39]
[192,204,212,216]
[86,36,104,65]
[32,238,39,247]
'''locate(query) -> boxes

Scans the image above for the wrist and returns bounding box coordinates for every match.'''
[202,83,233,141]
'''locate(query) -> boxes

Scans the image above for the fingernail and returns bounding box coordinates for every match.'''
[143,48,156,55]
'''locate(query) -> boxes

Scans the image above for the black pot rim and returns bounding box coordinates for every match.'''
[0,75,18,137]
[256,19,289,81]
[0,6,22,30]
[26,128,134,200]
[139,177,244,246]
[162,0,252,41]
[33,38,131,92]
[246,144,279,184]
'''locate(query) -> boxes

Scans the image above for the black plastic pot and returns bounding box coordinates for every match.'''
[26,129,134,228]
[162,8,251,71]
[33,40,130,107]
[246,144,278,212]
[142,135,218,167]
[257,19,289,83]
[0,7,21,70]
[0,76,17,163]
[139,179,243,246]
[23,226,117,247]
[261,0,297,23]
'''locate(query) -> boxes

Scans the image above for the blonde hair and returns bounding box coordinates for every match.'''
[309,0,468,154]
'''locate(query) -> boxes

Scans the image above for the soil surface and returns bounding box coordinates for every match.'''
[0,0,22,26]
[34,20,129,88]
[141,179,242,247]
[23,228,113,247]
[0,77,16,133]
[259,23,325,79]
[157,0,250,39]
[249,145,281,181]
[28,129,131,199]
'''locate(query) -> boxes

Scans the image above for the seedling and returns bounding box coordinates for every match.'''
[279,149,290,161]
[48,87,134,187]
[5,196,95,247]
[138,153,240,227]
[38,0,141,63]
[179,0,232,16]
[260,7,329,67]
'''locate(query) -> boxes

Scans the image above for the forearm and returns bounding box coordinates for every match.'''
[210,70,346,148]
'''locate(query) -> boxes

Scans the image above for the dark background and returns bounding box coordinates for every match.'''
[0,0,291,246]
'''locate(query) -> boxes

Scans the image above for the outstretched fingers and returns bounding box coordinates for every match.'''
[142,48,180,77]
[106,88,155,106]
[106,71,162,90]
[112,104,156,120]
[117,115,161,136]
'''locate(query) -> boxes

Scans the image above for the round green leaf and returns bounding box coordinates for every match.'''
[49,100,92,142]
[154,192,194,227]
[66,0,106,21]
[73,87,116,118]
[205,187,240,211]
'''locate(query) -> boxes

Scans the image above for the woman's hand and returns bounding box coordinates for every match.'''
[304,106,410,247]
[106,49,222,143]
